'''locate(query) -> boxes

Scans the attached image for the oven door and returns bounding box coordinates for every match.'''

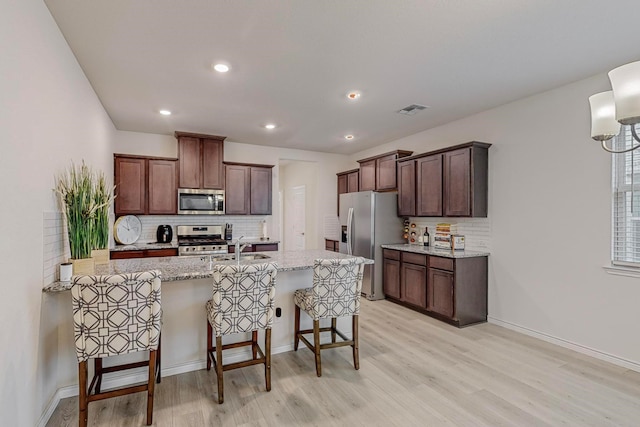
[178,189,225,214]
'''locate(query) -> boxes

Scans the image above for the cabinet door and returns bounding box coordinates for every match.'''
[359,159,376,191]
[416,154,443,216]
[347,171,359,192]
[444,148,471,216]
[202,139,224,189]
[225,165,250,214]
[428,268,455,318]
[401,263,427,308]
[148,159,177,214]
[178,136,201,188]
[250,166,272,215]
[115,157,146,215]
[397,160,416,217]
[383,257,401,299]
[337,174,348,215]
[253,243,278,252]
[376,153,398,191]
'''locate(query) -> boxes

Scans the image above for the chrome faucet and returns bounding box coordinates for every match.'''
[235,236,248,263]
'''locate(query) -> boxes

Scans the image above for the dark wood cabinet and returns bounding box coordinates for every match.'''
[224,162,274,215]
[396,142,490,218]
[427,268,454,318]
[383,249,401,300]
[325,239,340,252]
[114,156,146,215]
[416,154,443,216]
[228,243,279,253]
[359,159,376,191]
[400,252,427,308]
[175,131,225,190]
[397,160,416,217]
[358,150,413,192]
[382,249,488,327]
[115,155,177,216]
[110,248,178,259]
[250,166,272,215]
[443,146,490,217]
[148,159,177,214]
[336,168,359,214]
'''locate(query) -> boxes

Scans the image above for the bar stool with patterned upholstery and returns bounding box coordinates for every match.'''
[71,270,162,427]
[205,262,278,404]
[293,257,366,377]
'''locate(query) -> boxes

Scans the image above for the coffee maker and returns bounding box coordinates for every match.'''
[156,225,173,243]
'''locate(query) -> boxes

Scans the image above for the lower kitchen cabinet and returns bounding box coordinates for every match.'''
[110,248,178,259]
[382,248,488,327]
[325,239,340,252]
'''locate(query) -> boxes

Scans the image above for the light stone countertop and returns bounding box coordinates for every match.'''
[381,243,490,259]
[44,249,370,293]
[110,239,280,252]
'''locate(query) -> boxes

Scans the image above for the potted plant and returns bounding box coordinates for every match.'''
[55,162,110,274]
[90,171,115,264]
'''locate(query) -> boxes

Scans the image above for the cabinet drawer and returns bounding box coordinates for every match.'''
[383,249,400,261]
[402,252,427,266]
[253,243,279,252]
[429,256,454,271]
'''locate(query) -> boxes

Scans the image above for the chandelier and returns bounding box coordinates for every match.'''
[589,61,640,153]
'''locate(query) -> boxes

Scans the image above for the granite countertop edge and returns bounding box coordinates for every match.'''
[44,250,370,293]
[110,239,280,252]
[380,243,490,258]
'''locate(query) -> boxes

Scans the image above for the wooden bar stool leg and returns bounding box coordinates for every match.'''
[353,315,360,370]
[147,350,157,426]
[78,361,88,427]
[156,334,162,383]
[252,330,258,360]
[265,328,272,391]
[331,318,337,343]
[206,321,212,371]
[294,305,300,351]
[215,335,224,404]
[313,319,322,377]
[94,357,103,393]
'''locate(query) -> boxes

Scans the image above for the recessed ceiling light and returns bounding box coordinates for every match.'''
[264,123,276,130]
[345,134,355,140]
[213,63,230,73]
[347,92,361,100]
[159,109,172,116]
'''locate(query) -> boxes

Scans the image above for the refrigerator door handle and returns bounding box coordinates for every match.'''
[346,207,354,255]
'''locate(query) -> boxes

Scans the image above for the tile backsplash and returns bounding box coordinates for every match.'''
[135,215,269,243]
[407,217,491,251]
[43,211,69,285]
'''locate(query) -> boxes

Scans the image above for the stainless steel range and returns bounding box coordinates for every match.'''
[177,225,228,256]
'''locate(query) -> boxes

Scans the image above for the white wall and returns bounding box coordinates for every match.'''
[351,74,640,367]
[0,0,116,425]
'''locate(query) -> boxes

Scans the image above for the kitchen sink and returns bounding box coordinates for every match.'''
[238,254,271,260]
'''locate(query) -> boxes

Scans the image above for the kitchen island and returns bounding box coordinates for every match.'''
[43,250,370,390]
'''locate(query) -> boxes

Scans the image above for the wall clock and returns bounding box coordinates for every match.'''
[113,215,142,245]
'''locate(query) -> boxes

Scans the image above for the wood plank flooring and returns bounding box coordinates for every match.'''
[46,299,640,426]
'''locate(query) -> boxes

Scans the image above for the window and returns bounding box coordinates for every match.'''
[612,126,640,266]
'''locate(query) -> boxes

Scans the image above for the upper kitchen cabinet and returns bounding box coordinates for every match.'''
[443,143,490,217]
[175,131,225,189]
[114,154,178,216]
[336,168,359,214]
[357,150,413,192]
[397,142,490,218]
[224,162,274,215]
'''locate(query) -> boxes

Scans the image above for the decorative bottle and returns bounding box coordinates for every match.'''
[423,227,430,247]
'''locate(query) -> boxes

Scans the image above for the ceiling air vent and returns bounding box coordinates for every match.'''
[397,104,429,116]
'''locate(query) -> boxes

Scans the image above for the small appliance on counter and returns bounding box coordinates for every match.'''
[224,223,233,241]
[156,225,173,243]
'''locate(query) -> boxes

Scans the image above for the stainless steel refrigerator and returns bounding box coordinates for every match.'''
[339,191,404,300]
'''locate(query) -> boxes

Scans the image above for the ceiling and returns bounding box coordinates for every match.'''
[45,0,640,155]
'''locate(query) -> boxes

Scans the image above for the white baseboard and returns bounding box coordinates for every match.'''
[38,343,295,427]
[488,316,640,372]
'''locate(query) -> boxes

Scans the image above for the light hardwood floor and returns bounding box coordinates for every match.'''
[47,299,640,426]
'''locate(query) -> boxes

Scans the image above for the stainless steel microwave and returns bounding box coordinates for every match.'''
[177,188,225,215]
